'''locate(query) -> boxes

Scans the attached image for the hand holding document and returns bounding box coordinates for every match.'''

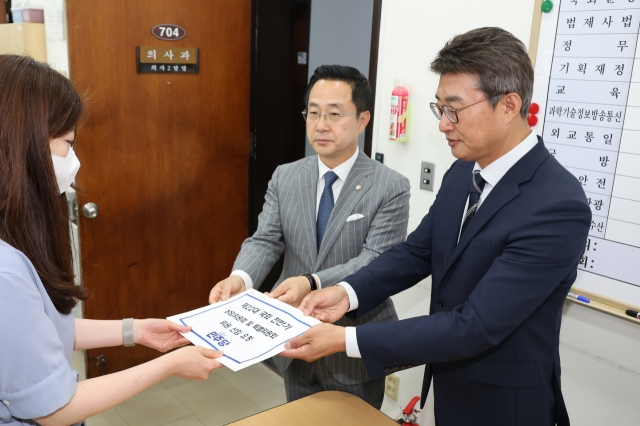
[167,289,321,371]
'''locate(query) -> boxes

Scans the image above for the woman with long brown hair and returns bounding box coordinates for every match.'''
[0,55,223,426]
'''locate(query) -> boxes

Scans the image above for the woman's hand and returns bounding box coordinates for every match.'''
[167,346,224,380]
[34,345,225,426]
[133,319,192,352]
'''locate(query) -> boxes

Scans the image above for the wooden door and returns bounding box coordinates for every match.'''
[67,0,251,377]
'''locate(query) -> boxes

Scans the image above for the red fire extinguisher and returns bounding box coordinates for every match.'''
[390,84,409,142]
[395,396,420,426]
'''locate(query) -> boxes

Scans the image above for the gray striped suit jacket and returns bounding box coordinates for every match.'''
[232,151,410,385]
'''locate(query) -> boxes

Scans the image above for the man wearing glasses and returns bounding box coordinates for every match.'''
[209,65,410,407]
[281,28,591,425]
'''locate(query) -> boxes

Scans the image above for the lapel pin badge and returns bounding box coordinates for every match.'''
[356,185,362,191]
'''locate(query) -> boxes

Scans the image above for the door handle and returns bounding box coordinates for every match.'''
[82,202,99,219]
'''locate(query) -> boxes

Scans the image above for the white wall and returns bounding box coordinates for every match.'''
[371,1,640,424]
[43,0,69,75]
[305,0,374,156]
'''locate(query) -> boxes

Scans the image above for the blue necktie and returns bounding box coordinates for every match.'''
[460,170,485,238]
[317,171,339,251]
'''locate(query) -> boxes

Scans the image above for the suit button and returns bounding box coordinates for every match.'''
[437,300,443,308]
[407,365,415,368]
[384,368,392,374]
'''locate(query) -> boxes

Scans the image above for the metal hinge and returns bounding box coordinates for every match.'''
[95,354,108,376]
[250,130,257,160]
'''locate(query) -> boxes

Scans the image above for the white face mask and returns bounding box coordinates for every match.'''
[51,147,81,194]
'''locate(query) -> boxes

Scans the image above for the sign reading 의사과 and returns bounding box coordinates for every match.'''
[136,46,199,74]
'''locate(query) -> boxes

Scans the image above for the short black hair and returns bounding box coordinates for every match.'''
[430,27,533,118]
[304,65,372,114]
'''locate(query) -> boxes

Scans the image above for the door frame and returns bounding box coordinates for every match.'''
[364,0,382,157]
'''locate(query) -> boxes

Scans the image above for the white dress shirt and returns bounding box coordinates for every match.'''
[341,131,539,358]
[232,148,360,290]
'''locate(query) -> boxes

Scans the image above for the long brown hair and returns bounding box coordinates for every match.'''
[0,54,87,314]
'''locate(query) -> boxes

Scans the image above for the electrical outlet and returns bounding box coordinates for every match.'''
[375,152,384,163]
[420,161,435,191]
[385,374,400,401]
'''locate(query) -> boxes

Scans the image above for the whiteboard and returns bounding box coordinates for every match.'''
[531,0,640,309]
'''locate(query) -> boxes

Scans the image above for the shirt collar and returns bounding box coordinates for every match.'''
[318,147,360,182]
[474,131,538,187]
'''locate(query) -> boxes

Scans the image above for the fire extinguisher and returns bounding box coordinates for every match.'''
[390,83,409,142]
[395,396,420,426]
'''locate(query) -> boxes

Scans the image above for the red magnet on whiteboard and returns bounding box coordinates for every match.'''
[527,102,540,127]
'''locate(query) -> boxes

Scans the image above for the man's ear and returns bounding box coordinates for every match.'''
[358,111,371,133]
[501,92,523,124]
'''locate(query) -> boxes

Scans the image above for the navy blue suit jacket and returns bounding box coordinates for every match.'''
[345,138,591,426]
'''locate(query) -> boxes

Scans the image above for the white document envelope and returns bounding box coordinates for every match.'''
[167,289,321,372]
[346,213,364,222]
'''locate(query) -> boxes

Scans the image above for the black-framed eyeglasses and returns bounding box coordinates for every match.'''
[429,94,505,124]
[302,109,360,123]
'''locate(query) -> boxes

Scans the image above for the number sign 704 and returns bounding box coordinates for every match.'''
[159,27,180,38]
[152,24,186,41]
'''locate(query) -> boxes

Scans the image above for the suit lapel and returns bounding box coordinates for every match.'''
[315,153,374,269]
[443,178,520,274]
[440,163,473,266]
[300,158,319,266]
[441,139,550,277]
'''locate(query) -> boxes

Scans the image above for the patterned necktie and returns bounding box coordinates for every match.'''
[460,170,486,238]
[317,171,339,251]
